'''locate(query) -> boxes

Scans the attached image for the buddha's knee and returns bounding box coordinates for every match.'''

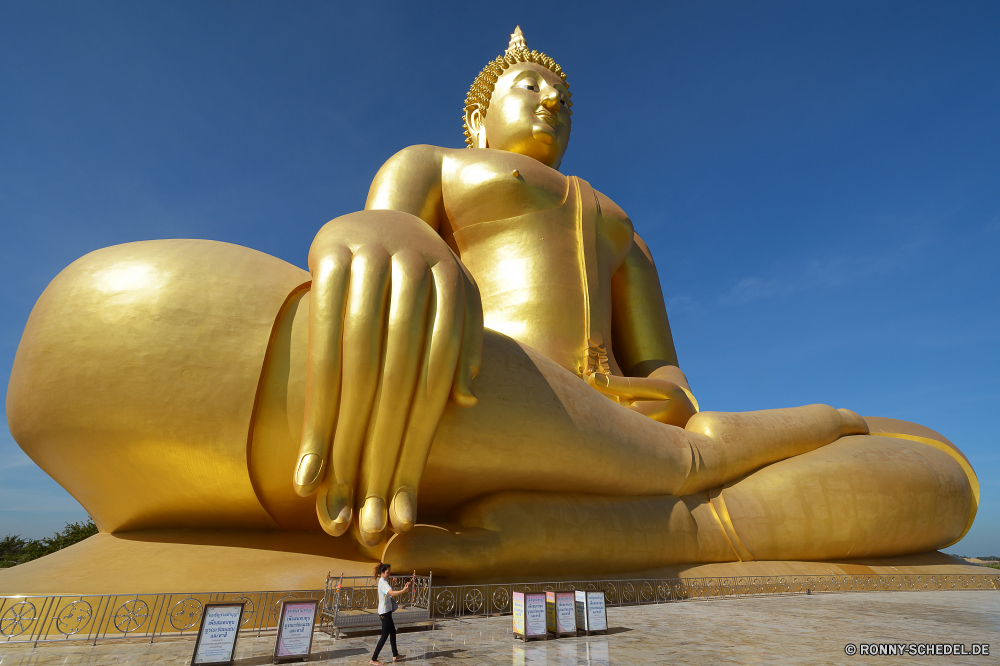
[7,239,309,532]
[708,435,976,562]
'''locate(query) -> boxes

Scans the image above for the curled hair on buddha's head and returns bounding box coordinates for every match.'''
[374,562,391,578]
[463,26,572,147]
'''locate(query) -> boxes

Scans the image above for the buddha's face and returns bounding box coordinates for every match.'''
[479,63,571,169]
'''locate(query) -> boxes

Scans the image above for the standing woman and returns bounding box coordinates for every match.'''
[370,563,411,665]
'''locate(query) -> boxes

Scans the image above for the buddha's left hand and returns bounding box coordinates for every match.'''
[588,374,697,427]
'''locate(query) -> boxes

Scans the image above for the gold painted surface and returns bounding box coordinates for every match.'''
[0,534,989,595]
[3,27,981,591]
[380,434,972,578]
[0,531,372,595]
[717,436,973,562]
[6,240,308,533]
[865,432,978,547]
[708,488,754,562]
[248,288,318,531]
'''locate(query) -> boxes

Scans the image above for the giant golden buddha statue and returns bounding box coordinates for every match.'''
[4,28,979,592]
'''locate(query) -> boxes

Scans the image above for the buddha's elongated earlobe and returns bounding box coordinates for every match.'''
[466,107,488,148]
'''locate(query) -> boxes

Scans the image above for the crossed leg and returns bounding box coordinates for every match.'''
[378,333,974,576]
[386,434,973,578]
[411,330,865,518]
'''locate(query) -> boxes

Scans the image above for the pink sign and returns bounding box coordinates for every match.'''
[274,600,318,660]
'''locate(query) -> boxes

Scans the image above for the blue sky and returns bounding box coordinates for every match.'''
[2,2,997,556]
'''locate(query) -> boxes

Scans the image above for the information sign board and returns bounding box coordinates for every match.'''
[573,589,608,634]
[545,591,556,633]
[574,590,588,631]
[545,591,577,636]
[555,591,577,635]
[585,590,607,632]
[512,591,547,640]
[525,592,546,637]
[273,599,318,662]
[513,591,525,635]
[191,602,244,665]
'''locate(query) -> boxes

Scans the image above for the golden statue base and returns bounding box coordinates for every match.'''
[0,531,991,596]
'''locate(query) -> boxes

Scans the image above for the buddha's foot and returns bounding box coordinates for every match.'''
[381,491,733,578]
[384,524,499,578]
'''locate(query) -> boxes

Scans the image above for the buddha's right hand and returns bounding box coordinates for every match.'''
[293,210,484,546]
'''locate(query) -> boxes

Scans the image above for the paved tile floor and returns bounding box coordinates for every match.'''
[1,591,997,665]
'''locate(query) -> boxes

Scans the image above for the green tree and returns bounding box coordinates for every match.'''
[0,519,98,568]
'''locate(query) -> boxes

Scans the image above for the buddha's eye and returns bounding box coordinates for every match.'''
[517,79,539,92]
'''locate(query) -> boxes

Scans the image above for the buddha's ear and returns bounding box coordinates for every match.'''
[466,106,488,149]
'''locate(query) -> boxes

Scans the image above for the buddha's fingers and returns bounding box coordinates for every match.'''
[322,245,392,537]
[357,251,432,546]
[388,261,466,534]
[450,266,483,407]
[295,245,352,498]
[589,374,675,401]
[629,397,696,428]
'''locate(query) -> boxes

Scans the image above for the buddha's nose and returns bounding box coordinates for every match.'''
[541,88,561,112]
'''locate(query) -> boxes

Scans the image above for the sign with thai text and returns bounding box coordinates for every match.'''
[586,590,607,631]
[546,590,576,634]
[574,589,607,633]
[273,599,318,661]
[524,592,546,636]
[555,591,576,633]
[192,602,244,665]
[513,591,546,637]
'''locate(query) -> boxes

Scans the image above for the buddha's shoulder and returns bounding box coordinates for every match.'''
[378,144,501,177]
[379,144,449,168]
[593,188,634,238]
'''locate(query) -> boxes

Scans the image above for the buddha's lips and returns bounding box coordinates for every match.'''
[535,108,560,125]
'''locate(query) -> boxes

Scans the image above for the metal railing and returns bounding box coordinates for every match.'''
[0,589,322,645]
[320,574,432,635]
[425,572,1000,619]
[2,571,996,645]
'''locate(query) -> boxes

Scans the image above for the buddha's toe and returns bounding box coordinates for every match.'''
[836,408,869,436]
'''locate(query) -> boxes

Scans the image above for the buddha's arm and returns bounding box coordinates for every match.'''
[364,145,446,229]
[605,232,698,424]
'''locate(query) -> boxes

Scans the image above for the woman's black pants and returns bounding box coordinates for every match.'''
[372,611,398,660]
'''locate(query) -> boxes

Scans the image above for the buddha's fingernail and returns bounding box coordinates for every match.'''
[390,487,417,532]
[294,453,323,487]
[322,484,353,537]
[593,373,610,387]
[360,496,387,545]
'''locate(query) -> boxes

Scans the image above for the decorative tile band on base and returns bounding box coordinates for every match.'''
[2,573,996,645]
[424,573,1000,619]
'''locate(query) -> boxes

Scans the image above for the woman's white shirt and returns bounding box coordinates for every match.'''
[378,578,398,614]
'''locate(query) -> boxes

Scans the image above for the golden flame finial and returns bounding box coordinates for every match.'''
[506,26,527,53]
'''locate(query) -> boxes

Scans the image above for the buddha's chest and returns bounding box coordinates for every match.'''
[440,160,633,377]
[440,150,570,232]
[439,151,633,263]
